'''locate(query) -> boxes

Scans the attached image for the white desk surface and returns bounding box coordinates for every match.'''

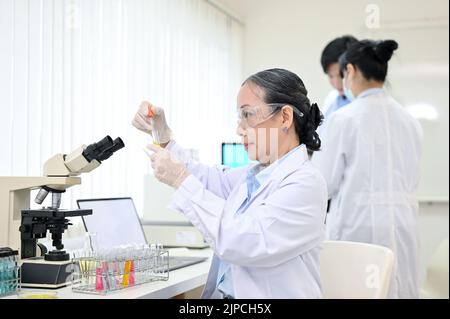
[3,247,213,299]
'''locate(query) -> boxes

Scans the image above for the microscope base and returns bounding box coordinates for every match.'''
[20,257,73,289]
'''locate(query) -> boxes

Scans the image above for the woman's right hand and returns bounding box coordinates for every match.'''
[132,101,172,145]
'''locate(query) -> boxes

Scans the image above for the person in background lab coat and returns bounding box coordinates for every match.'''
[132,68,328,299]
[319,35,358,129]
[312,39,423,299]
[316,36,359,208]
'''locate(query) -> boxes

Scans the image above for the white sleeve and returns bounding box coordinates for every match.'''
[165,140,246,199]
[321,90,339,115]
[169,169,327,268]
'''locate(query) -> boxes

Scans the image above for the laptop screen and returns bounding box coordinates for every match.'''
[77,197,147,251]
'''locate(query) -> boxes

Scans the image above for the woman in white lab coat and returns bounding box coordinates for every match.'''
[132,69,328,299]
[312,40,423,299]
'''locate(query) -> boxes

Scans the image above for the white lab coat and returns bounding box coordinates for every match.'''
[166,142,328,298]
[312,88,423,299]
[321,89,340,116]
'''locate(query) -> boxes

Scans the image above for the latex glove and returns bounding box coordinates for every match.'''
[131,101,172,144]
[145,144,191,188]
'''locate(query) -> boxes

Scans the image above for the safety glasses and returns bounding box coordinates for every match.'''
[237,103,304,128]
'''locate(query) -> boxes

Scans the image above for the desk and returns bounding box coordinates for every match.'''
[2,248,213,299]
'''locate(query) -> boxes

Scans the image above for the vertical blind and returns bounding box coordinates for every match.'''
[0,0,243,215]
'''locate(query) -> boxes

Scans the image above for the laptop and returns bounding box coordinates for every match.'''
[77,197,208,271]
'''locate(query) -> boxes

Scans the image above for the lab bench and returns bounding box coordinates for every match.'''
[2,248,212,299]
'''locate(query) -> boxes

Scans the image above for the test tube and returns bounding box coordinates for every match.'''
[146,105,159,146]
[107,258,117,290]
[87,251,96,289]
[150,244,157,276]
[133,246,141,283]
[101,261,110,291]
[141,245,149,281]
[95,267,104,292]
[138,244,148,283]
[156,243,163,275]
[122,259,131,288]
[129,260,135,286]
[152,125,161,146]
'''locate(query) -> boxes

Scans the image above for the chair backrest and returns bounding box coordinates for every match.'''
[320,240,395,299]
[420,237,449,299]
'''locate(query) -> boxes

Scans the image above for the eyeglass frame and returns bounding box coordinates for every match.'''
[237,103,304,128]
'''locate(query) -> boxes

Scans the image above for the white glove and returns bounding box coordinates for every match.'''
[132,101,172,144]
[145,144,191,188]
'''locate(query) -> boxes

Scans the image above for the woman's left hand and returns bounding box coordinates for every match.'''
[145,144,191,188]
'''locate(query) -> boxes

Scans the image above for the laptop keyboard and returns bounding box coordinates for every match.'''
[168,256,208,271]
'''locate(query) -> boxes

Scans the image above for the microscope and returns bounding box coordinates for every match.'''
[0,136,124,288]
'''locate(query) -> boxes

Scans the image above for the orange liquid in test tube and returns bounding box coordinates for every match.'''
[146,105,160,146]
[122,260,131,287]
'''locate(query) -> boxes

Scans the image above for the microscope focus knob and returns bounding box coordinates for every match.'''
[19,225,30,233]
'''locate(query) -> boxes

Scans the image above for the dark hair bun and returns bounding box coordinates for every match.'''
[374,40,398,63]
[301,102,324,152]
[309,103,323,131]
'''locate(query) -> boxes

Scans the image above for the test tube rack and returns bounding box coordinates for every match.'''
[0,248,20,297]
[71,246,169,295]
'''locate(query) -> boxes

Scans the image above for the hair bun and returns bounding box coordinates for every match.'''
[375,40,398,63]
[309,103,324,130]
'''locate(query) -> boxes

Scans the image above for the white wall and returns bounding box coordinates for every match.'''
[237,0,447,95]
[239,0,449,202]
[0,0,243,217]
[226,0,449,284]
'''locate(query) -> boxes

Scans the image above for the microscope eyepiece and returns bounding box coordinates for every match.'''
[82,136,114,162]
[111,137,125,152]
[97,137,125,161]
